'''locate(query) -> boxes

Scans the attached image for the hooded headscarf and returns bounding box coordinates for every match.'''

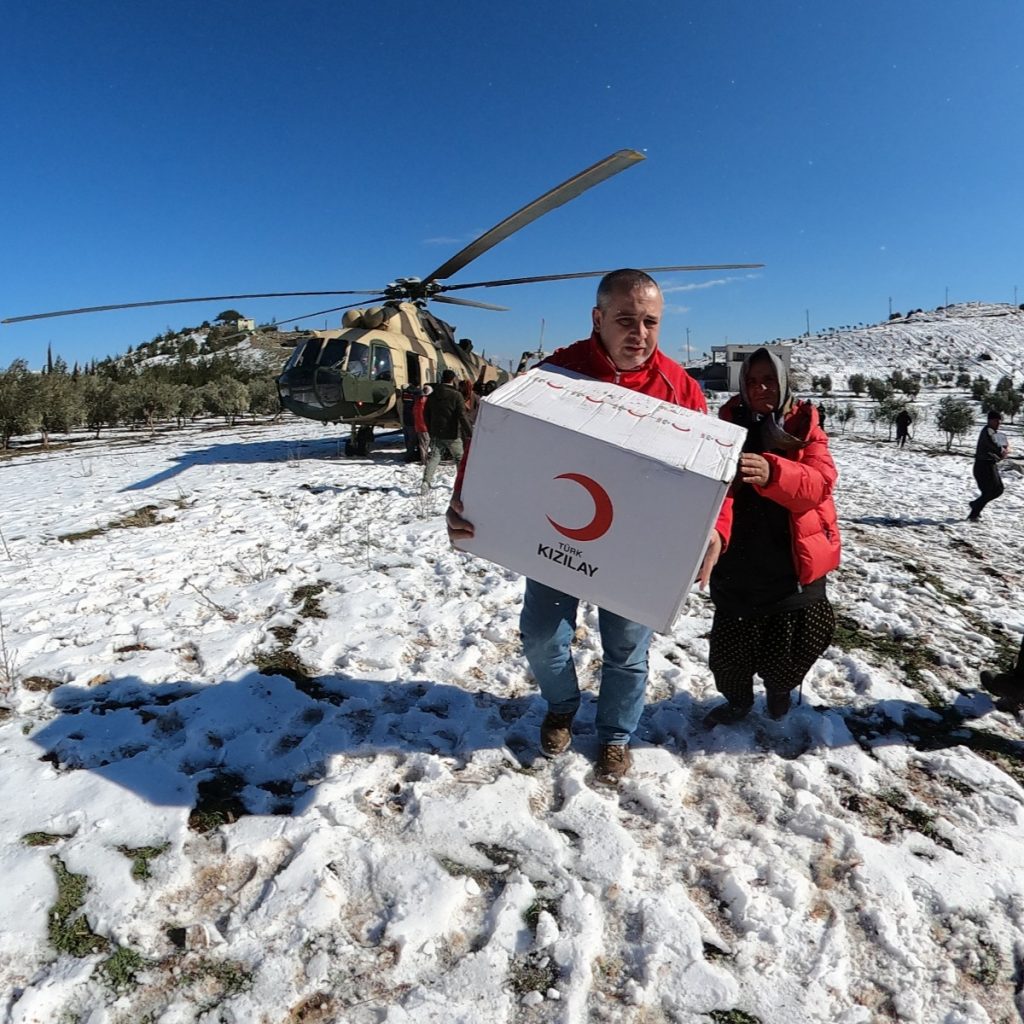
[738,346,806,452]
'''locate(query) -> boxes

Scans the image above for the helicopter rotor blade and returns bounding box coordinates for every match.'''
[422,149,646,286]
[2,290,385,325]
[432,294,509,312]
[272,298,388,327]
[439,264,765,293]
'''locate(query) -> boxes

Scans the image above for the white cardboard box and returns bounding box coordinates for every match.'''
[456,366,747,632]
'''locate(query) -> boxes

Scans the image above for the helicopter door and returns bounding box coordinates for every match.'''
[405,351,422,388]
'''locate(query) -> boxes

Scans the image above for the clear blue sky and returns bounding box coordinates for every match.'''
[3,0,1022,372]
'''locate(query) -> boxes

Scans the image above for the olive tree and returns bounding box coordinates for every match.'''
[866,377,893,403]
[79,375,123,438]
[202,378,249,425]
[988,389,1022,424]
[38,364,84,446]
[122,373,179,432]
[869,396,907,440]
[936,397,973,452]
[247,376,282,418]
[970,376,991,402]
[835,402,856,433]
[0,360,41,449]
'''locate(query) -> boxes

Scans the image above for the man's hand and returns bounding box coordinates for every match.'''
[739,453,771,487]
[446,496,475,545]
[697,530,722,590]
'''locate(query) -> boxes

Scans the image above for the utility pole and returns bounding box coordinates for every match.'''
[888,296,892,318]
[805,309,810,336]
[944,286,949,307]
[1015,285,1018,306]
[686,326,691,364]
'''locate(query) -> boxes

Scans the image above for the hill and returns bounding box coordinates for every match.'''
[779,302,1024,385]
[114,324,302,377]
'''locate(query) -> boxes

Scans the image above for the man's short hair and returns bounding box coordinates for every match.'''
[441,369,456,383]
[987,409,1002,420]
[595,269,660,310]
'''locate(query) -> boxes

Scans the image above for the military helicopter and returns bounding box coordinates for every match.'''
[3,149,762,457]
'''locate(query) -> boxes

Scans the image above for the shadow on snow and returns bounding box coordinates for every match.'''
[121,432,409,491]
[27,669,1024,826]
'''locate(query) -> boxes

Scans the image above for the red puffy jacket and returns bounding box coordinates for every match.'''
[717,396,841,584]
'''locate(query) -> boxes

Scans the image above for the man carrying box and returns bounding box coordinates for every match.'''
[446,269,732,784]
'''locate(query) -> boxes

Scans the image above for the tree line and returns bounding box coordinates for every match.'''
[804,369,1022,450]
[0,352,283,450]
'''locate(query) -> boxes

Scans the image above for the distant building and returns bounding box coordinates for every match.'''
[233,318,256,332]
[710,343,792,393]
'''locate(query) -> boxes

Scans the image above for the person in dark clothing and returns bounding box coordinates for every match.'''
[817,402,827,431]
[967,410,1009,521]
[400,387,422,462]
[705,347,841,725]
[980,635,1024,710]
[421,369,473,494]
[895,408,912,448]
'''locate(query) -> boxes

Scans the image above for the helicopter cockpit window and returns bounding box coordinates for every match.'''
[345,341,370,378]
[372,346,393,381]
[283,341,316,371]
[319,337,348,367]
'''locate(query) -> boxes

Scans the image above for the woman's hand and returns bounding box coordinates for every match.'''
[697,530,722,590]
[739,453,771,487]
[446,496,475,544]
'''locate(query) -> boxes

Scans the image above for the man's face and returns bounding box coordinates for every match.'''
[592,284,663,370]
[745,356,780,416]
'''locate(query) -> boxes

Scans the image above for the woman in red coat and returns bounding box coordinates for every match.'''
[705,347,841,725]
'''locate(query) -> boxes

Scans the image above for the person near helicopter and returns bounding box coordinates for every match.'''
[412,385,431,464]
[444,269,730,785]
[421,370,473,495]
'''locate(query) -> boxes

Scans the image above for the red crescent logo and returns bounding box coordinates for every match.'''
[546,473,614,542]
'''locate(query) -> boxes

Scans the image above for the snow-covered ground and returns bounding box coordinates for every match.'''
[1,405,1023,1024]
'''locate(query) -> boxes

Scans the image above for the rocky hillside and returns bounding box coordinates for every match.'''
[780,302,1024,384]
[109,325,306,377]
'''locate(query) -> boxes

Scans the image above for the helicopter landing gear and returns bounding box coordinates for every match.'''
[345,426,375,457]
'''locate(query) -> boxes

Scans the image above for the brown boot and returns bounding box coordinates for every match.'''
[540,710,575,756]
[595,744,632,785]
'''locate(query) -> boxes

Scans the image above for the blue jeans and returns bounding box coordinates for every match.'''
[520,578,652,745]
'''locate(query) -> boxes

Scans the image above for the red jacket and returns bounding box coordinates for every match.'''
[412,395,428,434]
[543,334,708,410]
[717,396,841,584]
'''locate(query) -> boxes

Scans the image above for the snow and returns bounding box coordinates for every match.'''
[1,350,1023,1022]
